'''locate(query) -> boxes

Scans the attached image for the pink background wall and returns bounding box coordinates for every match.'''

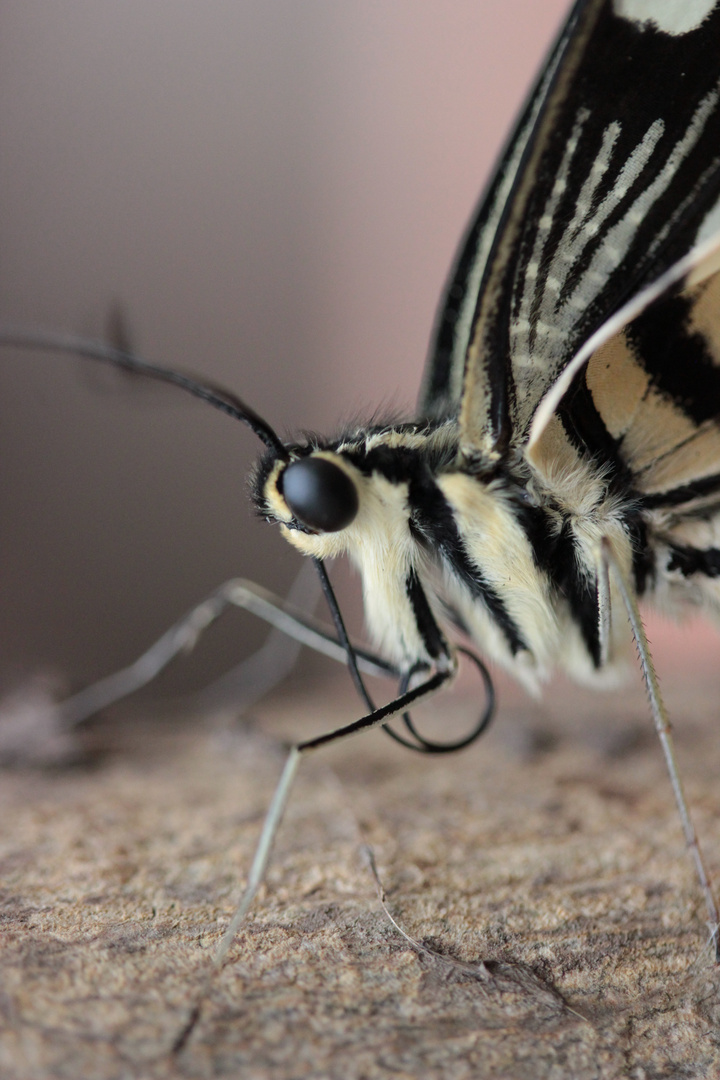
[0,2,714,701]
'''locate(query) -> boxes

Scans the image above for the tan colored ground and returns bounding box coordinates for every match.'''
[2,663,720,1079]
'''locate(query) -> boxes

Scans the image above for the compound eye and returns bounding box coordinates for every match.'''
[281,457,358,532]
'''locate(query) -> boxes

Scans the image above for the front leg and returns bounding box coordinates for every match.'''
[172,657,456,1055]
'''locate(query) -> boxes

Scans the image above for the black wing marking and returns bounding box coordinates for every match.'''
[420,0,720,468]
[525,239,720,625]
[529,250,720,510]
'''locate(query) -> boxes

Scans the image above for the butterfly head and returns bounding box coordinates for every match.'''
[252,444,373,565]
[251,424,463,671]
[275,454,358,533]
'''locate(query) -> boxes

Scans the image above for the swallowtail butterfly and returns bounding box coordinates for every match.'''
[3,0,720,1044]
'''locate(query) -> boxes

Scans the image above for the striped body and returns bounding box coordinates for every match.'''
[254,0,720,699]
[255,370,719,696]
[255,422,625,690]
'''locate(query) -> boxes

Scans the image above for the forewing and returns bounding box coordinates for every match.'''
[421,0,720,468]
[417,0,592,426]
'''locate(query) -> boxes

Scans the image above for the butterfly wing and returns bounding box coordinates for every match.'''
[417,0,595,428]
[524,238,720,618]
[420,0,720,471]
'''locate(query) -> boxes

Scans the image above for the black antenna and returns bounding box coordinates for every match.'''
[0,327,289,460]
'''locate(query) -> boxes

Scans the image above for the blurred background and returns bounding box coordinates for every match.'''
[0,1,713,708]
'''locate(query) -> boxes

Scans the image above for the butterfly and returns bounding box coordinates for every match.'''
[3,0,720,1048]
[247,0,720,944]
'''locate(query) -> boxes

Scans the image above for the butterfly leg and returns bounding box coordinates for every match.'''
[23,574,396,734]
[600,537,720,959]
[172,659,455,1054]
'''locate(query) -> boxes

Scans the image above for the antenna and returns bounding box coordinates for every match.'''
[0,327,289,459]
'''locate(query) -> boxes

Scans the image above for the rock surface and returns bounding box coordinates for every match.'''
[2,665,720,1079]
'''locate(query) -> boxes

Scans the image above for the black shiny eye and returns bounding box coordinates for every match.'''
[281,456,358,532]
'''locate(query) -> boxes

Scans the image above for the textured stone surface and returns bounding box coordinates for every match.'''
[2,664,720,1079]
